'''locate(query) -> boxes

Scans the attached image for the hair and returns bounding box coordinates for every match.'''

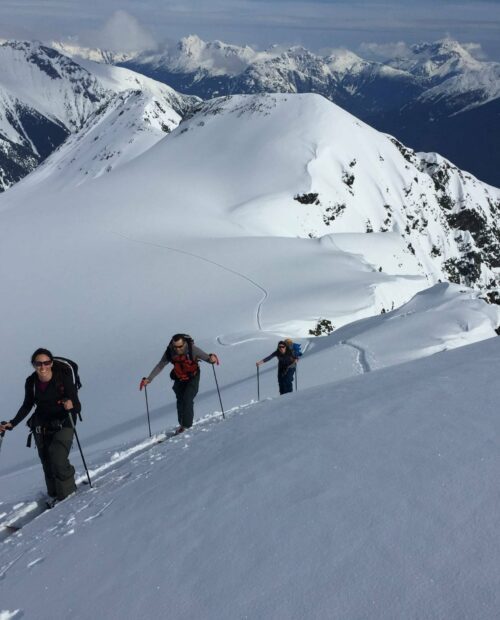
[277,341,287,348]
[31,348,54,365]
[171,334,186,343]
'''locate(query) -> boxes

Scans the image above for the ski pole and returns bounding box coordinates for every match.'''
[257,365,260,401]
[295,366,298,391]
[0,429,5,458]
[212,365,225,419]
[67,411,92,487]
[143,380,152,438]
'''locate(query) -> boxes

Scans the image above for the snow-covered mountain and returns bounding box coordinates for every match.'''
[0,41,199,191]
[0,82,499,617]
[18,92,500,296]
[98,35,498,186]
[0,91,498,454]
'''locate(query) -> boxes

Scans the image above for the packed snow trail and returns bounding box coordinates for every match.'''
[0,402,259,539]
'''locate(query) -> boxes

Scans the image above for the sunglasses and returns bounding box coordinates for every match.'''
[34,360,52,367]
[278,345,286,349]
[173,344,185,349]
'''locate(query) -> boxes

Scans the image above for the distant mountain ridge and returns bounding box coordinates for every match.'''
[54,35,499,187]
[0,40,199,191]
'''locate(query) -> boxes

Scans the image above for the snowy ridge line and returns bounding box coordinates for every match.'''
[0,401,257,537]
[109,230,268,330]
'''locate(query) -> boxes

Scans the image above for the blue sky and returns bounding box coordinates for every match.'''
[1,0,499,60]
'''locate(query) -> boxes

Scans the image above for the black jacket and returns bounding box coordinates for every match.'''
[10,369,81,429]
[263,349,297,376]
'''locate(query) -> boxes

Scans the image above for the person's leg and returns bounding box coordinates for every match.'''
[280,367,295,394]
[172,380,184,426]
[178,373,200,428]
[47,427,76,500]
[35,433,57,497]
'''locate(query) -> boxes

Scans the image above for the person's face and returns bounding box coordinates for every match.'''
[172,339,185,352]
[33,355,53,380]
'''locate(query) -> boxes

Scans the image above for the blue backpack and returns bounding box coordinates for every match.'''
[286,341,302,358]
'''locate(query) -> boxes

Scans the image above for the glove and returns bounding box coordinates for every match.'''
[0,420,12,434]
[139,378,149,391]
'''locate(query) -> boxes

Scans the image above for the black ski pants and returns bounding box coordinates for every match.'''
[34,426,76,500]
[278,366,295,395]
[172,372,200,429]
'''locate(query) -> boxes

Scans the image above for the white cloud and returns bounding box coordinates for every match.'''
[358,41,411,61]
[461,41,488,60]
[80,10,157,52]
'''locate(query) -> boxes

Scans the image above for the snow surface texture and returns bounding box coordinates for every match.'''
[0,69,499,617]
[1,338,499,619]
[0,92,498,474]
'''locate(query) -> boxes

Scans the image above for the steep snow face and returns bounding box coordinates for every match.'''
[0,41,109,131]
[0,41,111,190]
[24,90,182,188]
[0,41,198,192]
[74,58,200,117]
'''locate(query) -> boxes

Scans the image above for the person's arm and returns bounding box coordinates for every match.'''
[8,377,35,428]
[192,345,217,364]
[256,351,277,366]
[142,350,170,388]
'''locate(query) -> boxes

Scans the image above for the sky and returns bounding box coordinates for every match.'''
[0,0,499,60]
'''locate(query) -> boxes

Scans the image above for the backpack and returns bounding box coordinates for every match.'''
[165,335,198,381]
[285,339,302,358]
[53,357,82,391]
[26,356,82,447]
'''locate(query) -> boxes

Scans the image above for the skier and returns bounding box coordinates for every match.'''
[256,341,298,395]
[140,334,218,434]
[0,348,80,504]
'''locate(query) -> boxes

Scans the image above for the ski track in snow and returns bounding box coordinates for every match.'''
[0,401,257,542]
[341,340,371,373]
[109,230,268,332]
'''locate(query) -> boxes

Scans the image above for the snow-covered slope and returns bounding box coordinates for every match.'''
[17,92,500,292]
[0,41,198,191]
[1,337,499,619]
[0,92,498,476]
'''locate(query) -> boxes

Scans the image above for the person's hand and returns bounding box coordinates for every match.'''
[140,378,150,391]
[208,354,219,365]
[0,421,13,433]
[62,399,74,411]
[256,360,264,367]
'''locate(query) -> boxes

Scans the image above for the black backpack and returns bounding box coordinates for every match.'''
[53,357,82,391]
[26,356,82,447]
